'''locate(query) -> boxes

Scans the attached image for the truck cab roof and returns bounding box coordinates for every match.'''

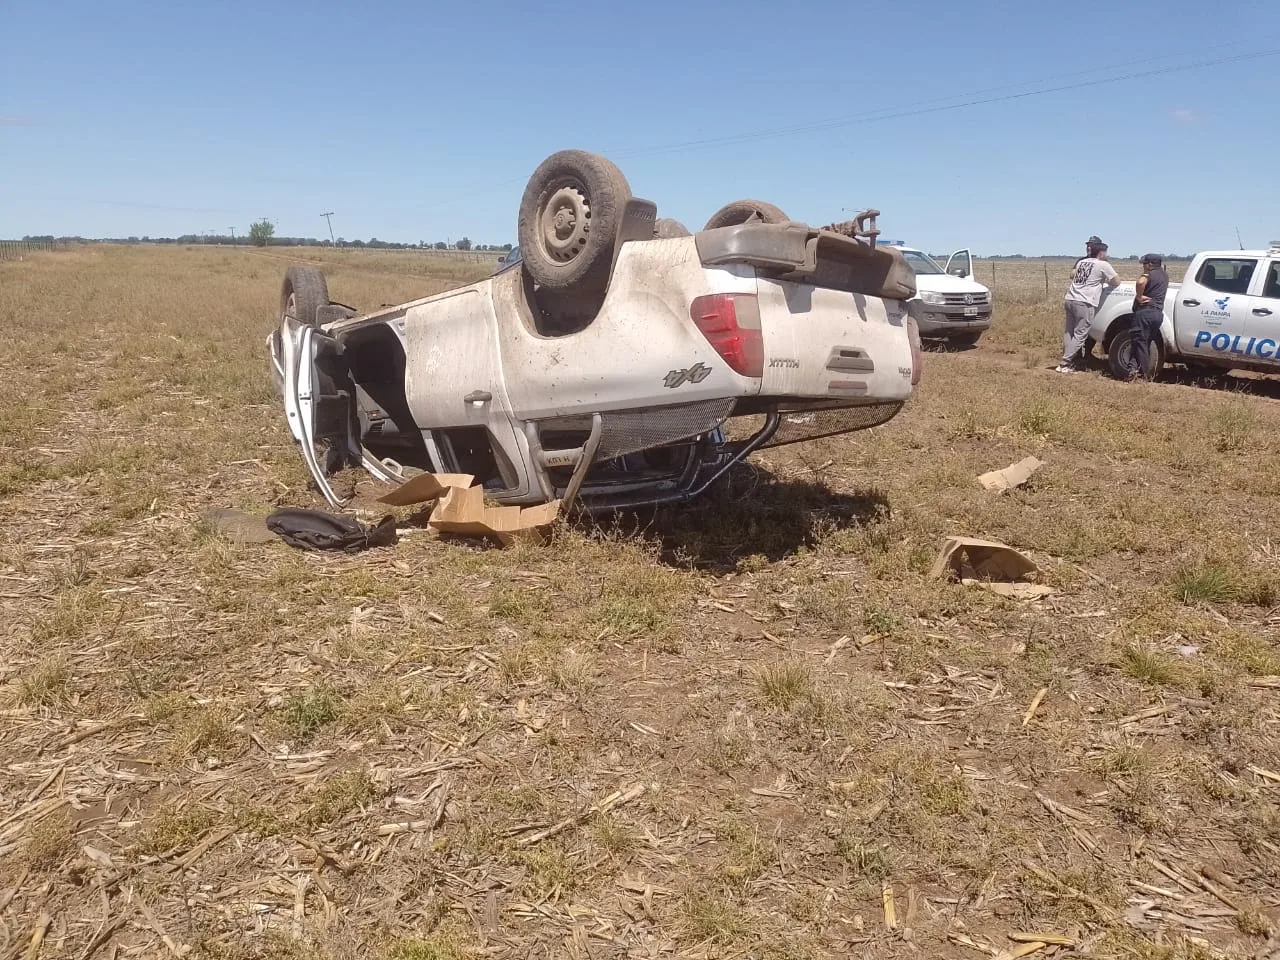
[1195,246,1278,259]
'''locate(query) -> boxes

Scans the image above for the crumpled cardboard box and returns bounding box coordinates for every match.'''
[376,472,560,544]
[428,484,560,545]
[930,536,1054,600]
[376,472,477,507]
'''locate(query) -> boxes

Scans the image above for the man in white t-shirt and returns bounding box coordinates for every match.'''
[1058,236,1120,373]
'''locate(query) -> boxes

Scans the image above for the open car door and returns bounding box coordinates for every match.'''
[945,249,974,280]
[275,318,398,508]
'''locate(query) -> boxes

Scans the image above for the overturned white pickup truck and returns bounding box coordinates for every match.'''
[269,150,923,513]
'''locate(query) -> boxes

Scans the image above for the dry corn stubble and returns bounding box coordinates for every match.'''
[0,246,1276,959]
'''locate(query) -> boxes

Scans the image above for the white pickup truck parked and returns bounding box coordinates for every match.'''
[1090,243,1280,380]
[879,242,994,346]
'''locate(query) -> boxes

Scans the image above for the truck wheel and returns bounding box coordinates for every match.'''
[703,200,789,229]
[517,150,632,292]
[654,217,691,239]
[951,332,983,349]
[1107,326,1164,381]
[280,266,329,326]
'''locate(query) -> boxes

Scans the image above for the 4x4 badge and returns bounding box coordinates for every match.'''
[663,363,712,388]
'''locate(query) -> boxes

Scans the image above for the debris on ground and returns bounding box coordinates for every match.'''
[265,507,397,552]
[428,484,560,545]
[378,471,562,545]
[375,472,477,507]
[930,535,1055,599]
[978,456,1044,493]
[208,472,560,553]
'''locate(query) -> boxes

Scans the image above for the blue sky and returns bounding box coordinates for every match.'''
[3,0,1277,255]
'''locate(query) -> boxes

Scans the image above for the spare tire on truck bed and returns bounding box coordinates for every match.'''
[703,200,790,229]
[517,150,632,292]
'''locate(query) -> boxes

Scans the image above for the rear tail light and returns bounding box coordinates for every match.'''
[690,293,764,378]
[907,316,923,385]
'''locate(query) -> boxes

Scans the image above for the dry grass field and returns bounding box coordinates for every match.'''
[2,245,1279,960]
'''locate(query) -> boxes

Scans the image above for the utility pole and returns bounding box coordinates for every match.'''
[229,226,236,243]
[321,211,335,246]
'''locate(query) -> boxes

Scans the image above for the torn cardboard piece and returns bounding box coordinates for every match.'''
[978,456,1044,493]
[427,484,561,545]
[931,536,1055,600]
[376,472,475,507]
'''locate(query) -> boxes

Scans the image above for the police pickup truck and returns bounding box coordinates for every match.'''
[1090,243,1280,380]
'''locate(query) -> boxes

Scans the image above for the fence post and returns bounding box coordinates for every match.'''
[1043,261,1049,299]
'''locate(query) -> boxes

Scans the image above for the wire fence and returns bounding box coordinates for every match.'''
[973,258,1190,302]
[324,247,503,263]
[0,240,70,261]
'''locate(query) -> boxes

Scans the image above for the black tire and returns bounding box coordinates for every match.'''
[280,266,329,326]
[654,217,691,239]
[517,150,632,292]
[950,332,983,349]
[1107,324,1164,381]
[703,200,789,230]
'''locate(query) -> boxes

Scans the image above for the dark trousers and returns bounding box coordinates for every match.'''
[1129,307,1162,379]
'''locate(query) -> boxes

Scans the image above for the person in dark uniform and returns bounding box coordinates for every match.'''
[1126,253,1168,380]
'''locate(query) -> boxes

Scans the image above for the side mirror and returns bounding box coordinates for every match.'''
[950,267,965,277]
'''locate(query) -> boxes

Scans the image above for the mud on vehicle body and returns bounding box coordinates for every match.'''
[270,150,923,514]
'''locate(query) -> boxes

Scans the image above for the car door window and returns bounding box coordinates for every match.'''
[1195,257,1260,295]
[945,249,972,279]
[1264,261,1280,301]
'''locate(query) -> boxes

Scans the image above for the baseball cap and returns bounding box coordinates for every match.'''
[1087,235,1104,245]
[1140,253,1162,265]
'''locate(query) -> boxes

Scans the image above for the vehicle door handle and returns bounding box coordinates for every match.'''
[463,390,492,404]
[1254,308,1274,316]
[1182,299,1200,307]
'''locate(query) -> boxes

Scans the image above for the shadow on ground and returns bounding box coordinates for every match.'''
[922,338,981,354]
[1159,368,1280,400]
[1079,351,1280,399]
[578,467,892,572]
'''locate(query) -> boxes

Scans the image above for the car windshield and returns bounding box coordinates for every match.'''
[900,251,945,276]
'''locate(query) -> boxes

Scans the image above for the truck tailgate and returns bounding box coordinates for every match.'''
[755,278,914,402]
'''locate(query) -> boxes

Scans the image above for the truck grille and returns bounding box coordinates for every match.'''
[595,399,734,459]
[942,293,989,306]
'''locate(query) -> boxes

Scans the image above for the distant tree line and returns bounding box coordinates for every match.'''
[19,233,514,251]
